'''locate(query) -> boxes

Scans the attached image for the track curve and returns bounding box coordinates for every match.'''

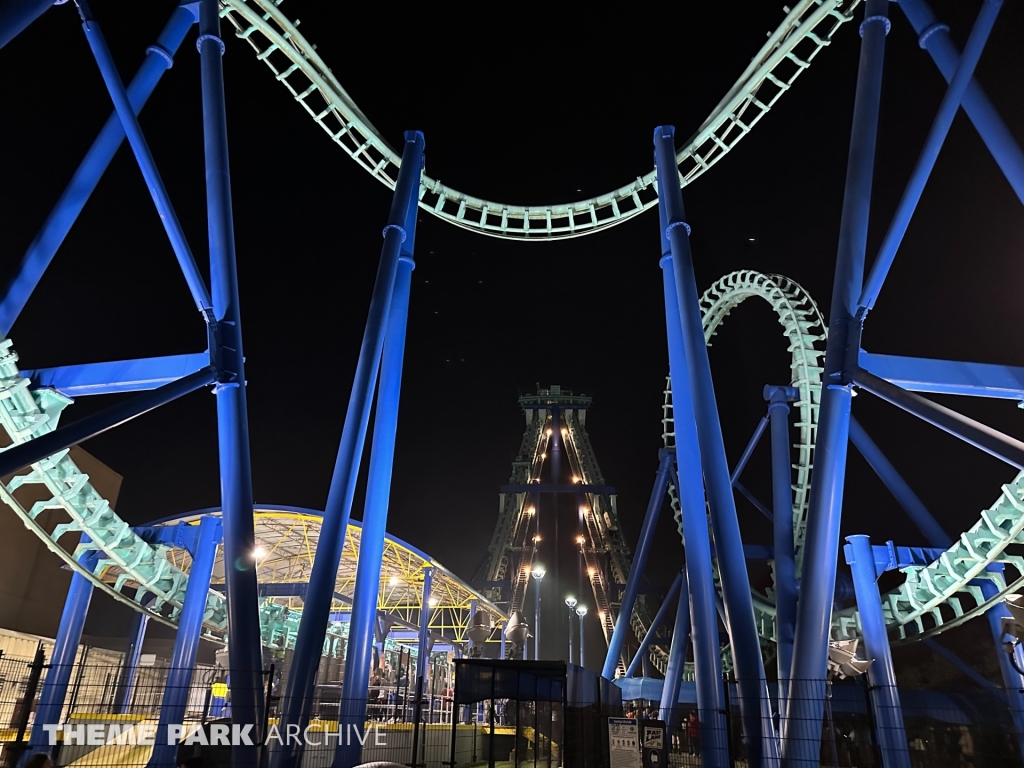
[0,338,227,638]
[656,271,1024,660]
[220,0,859,240]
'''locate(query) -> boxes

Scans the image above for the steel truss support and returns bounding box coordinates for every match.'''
[655,144,729,768]
[0,3,198,335]
[766,386,798,715]
[115,594,154,713]
[148,516,222,768]
[783,3,889,763]
[853,368,1024,470]
[336,210,418,768]
[658,569,691,732]
[0,366,215,479]
[655,126,770,765]
[625,573,681,677]
[603,450,673,679]
[273,131,424,768]
[198,0,264,759]
[24,352,211,397]
[858,351,1024,401]
[845,535,911,768]
[848,417,951,547]
[731,416,769,484]
[860,0,1002,312]
[25,542,99,759]
[980,576,1024,758]
[78,0,212,317]
[733,416,774,522]
[897,0,1024,206]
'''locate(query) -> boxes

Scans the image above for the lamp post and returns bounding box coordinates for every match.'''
[532,566,546,660]
[565,597,578,665]
[576,535,585,606]
[576,605,588,669]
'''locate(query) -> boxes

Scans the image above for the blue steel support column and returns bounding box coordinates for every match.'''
[658,570,691,732]
[603,450,673,679]
[0,367,214,479]
[334,184,419,768]
[198,0,264,760]
[656,196,729,767]
[897,0,1024,206]
[848,418,952,547]
[980,577,1024,758]
[0,4,197,335]
[0,0,54,50]
[845,536,910,768]
[625,573,681,678]
[78,1,212,316]
[275,131,424,766]
[654,127,772,764]
[25,544,99,758]
[783,4,888,763]
[417,569,435,682]
[148,517,222,768]
[116,599,152,713]
[859,0,1002,311]
[765,386,798,717]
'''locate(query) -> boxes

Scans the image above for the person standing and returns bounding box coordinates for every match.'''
[687,712,701,757]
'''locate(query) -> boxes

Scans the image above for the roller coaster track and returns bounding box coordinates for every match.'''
[657,271,1024,663]
[5,0,1016,678]
[0,0,861,655]
[219,0,859,241]
[0,339,227,638]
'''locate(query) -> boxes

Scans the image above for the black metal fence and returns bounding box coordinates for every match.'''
[0,655,1021,767]
[647,678,1024,768]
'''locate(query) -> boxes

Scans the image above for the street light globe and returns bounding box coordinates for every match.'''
[532,567,546,580]
[576,605,588,617]
[565,596,577,609]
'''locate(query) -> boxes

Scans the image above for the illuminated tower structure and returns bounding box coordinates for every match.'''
[478,386,644,673]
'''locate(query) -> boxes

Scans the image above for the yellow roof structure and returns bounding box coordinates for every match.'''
[107,506,506,649]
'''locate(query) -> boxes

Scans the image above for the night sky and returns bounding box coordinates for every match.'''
[2,1,1024,676]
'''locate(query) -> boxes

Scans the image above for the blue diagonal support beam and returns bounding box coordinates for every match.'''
[859,0,1002,312]
[0,367,214,479]
[848,416,952,547]
[0,4,197,336]
[859,351,1024,401]
[853,367,1024,470]
[77,0,212,317]
[0,0,55,50]
[626,573,682,678]
[898,0,1024,205]
[24,352,210,397]
[603,450,673,679]
[272,131,424,768]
